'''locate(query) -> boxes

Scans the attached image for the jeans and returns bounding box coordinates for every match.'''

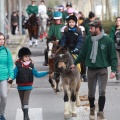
[0,80,7,115]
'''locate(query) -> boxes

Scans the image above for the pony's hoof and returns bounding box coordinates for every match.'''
[76,102,80,107]
[29,45,32,47]
[64,114,71,119]
[55,89,60,93]
[72,113,77,117]
[35,45,37,47]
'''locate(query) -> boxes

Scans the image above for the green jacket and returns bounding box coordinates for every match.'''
[62,11,68,23]
[47,11,53,17]
[48,24,64,40]
[26,5,38,15]
[109,26,116,42]
[0,46,14,81]
[74,35,117,72]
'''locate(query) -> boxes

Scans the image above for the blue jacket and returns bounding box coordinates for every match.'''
[60,26,83,50]
[0,46,14,81]
[14,66,48,90]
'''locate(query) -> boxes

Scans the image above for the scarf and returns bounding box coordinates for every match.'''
[90,29,104,63]
[23,61,31,66]
[68,27,77,32]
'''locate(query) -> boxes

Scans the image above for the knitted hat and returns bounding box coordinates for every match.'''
[18,47,31,58]
[67,15,77,23]
[31,0,36,2]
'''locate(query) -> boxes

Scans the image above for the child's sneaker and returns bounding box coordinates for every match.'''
[97,112,107,120]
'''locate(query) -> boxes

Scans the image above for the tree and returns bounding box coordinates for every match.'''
[90,0,95,12]
[106,0,112,20]
[102,0,105,20]
[118,0,120,16]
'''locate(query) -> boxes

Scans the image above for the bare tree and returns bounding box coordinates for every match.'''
[101,0,105,20]
[106,0,112,21]
[118,0,120,16]
[90,0,95,12]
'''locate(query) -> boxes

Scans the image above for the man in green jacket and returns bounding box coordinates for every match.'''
[26,0,38,16]
[71,20,117,120]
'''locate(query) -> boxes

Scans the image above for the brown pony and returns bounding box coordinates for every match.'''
[46,37,61,93]
[55,47,81,118]
[24,14,39,46]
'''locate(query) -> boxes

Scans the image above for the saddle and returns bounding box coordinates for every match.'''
[72,54,81,72]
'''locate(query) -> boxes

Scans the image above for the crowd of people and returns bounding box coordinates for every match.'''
[0,0,120,120]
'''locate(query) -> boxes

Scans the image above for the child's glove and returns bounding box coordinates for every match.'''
[7,78,13,84]
[71,48,79,54]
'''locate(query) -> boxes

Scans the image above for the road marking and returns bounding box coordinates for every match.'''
[77,106,97,120]
[15,108,43,120]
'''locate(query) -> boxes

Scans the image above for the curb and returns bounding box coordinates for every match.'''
[12,35,28,62]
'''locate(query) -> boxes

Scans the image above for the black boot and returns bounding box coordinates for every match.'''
[23,108,30,120]
[43,49,48,66]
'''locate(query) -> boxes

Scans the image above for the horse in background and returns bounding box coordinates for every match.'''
[46,37,61,93]
[55,47,81,118]
[24,13,39,47]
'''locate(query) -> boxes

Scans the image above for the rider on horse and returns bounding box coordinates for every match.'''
[26,0,40,26]
[43,11,64,66]
[26,0,38,17]
[26,0,40,47]
[60,15,83,55]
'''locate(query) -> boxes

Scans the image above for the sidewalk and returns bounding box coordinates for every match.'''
[7,34,27,61]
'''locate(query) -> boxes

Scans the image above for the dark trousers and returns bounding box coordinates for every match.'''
[87,68,108,111]
[18,90,31,108]
[11,25,17,35]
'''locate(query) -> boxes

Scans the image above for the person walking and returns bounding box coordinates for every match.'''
[11,11,18,35]
[0,32,14,120]
[109,17,120,82]
[71,20,117,120]
[14,47,50,120]
[84,11,95,37]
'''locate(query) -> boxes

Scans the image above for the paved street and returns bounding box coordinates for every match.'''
[5,35,120,120]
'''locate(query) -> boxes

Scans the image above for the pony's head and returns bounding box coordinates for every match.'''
[47,37,59,59]
[55,47,70,72]
[56,53,69,72]
[29,13,37,25]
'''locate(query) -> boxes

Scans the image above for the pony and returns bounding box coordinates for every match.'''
[24,13,39,46]
[55,47,81,118]
[46,37,61,93]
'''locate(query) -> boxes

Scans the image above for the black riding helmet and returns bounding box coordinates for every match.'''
[18,47,31,59]
[66,2,72,7]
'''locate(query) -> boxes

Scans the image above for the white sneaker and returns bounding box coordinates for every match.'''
[89,108,95,120]
[97,112,107,120]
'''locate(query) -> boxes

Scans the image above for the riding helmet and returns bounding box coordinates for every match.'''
[66,2,72,7]
[18,47,31,58]
[53,11,62,19]
[67,8,74,14]
[67,15,77,23]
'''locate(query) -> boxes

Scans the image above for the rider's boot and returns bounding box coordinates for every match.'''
[43,49,48,66]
